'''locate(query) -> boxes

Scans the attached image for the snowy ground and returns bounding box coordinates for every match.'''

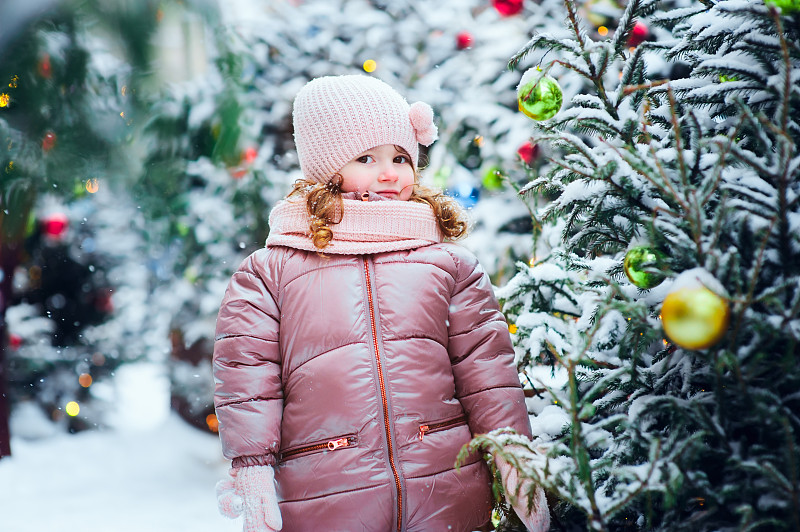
[0,414,239,532]
[0,365,240,532]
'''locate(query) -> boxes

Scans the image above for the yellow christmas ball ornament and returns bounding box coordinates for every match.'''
[661,270,730,350]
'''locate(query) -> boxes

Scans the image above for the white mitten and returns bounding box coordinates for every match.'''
[216,465,282,532]
[495,451,550,532]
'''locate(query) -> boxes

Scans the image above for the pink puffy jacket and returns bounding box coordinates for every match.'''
[213,242,532,531]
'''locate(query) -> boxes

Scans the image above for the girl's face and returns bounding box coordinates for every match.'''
[338,144,415,201]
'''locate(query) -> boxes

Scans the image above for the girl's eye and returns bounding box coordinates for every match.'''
[357,155,375,163]
[394,155,409,164]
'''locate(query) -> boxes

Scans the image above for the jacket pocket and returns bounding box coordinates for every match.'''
[418,414,468,441]
[280,434,358,462]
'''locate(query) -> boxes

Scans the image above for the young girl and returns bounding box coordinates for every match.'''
[213,75,548,532]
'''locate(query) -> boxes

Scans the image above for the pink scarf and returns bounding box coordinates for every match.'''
[265,192,443,255]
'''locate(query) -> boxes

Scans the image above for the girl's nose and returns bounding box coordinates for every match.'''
[378,165,398,182]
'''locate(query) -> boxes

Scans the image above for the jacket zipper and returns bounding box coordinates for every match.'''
[364,258,403,531]
[280,435,357,461]
[418,414,468,441]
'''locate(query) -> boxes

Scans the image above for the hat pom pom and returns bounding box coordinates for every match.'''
[409,101,438,146]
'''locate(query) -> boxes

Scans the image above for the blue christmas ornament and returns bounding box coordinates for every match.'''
[447,181,480,209]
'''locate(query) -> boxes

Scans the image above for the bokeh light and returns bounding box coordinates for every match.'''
[206,413,219,433]
[65,401,80,417]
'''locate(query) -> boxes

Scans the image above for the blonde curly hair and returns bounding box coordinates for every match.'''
[288,166,468,250]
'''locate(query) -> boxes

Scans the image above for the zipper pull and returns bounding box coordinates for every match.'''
[327,437,350,451]
[361,192,370,201]
[419,425,429,441]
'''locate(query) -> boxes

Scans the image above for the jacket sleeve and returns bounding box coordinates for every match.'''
[213,249,283,468]
[446,246,532,439]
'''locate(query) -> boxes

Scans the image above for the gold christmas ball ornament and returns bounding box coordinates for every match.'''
[517,69,563,121]
[661,270,730,350]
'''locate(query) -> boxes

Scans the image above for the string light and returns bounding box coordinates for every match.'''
[508,323,518,334]
[65,401,80,417]
[86,178,99,193]
[79,373,93,388]
[0,94,10,107]
[362,59,377,73]
[206,413,219,433]
[42,131,57,151]
[598,26,609,36]
[29,266,42,281]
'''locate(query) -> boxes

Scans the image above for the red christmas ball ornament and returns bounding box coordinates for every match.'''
[9,333,23,350]
[493,0,524,16]
[41,212,69,239]
[243,147,258,164]
[38,54,52,79]
[517,141,540,165]
[456,31,474,50]
[229,147,258,179]
[229,167,247,179]
[94,291,114,314]
[42,131,57,152]
[627,21,649,47]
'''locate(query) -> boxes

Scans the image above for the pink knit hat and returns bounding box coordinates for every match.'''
[292,75,438,183]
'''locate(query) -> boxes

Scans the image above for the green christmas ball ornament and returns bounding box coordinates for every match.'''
[482,165,506,190]
[517,69,563,121]
[765,0,800,13]
[432,166,452,190]
[624,246,666,289]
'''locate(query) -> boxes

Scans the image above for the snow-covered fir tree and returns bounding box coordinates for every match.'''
[469,0,800,530]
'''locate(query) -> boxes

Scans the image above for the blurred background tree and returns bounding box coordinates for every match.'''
[153,0,566,435]
[0,0,227,455]
[0,0,159,456]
